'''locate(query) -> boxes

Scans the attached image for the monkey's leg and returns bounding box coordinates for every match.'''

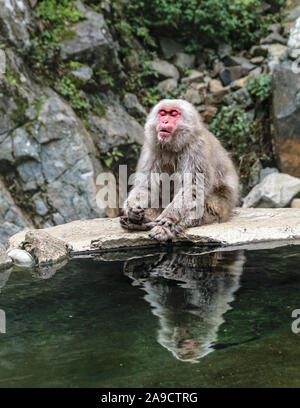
[148,186,235,242]
[202,193,234,225]
[148,187,195,242]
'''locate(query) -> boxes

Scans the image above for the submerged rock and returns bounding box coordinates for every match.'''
[6,248,34,267]
[22,230,70,265]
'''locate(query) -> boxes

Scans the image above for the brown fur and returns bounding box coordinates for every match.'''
[120,99,239,241]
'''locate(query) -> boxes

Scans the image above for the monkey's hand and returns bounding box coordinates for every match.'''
[126,204,145,225]
[120,216,151,231]
[148,217,176,242]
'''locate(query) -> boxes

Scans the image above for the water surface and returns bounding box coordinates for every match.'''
[0,244,300,387]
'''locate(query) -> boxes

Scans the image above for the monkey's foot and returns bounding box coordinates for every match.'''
[120,216,151,231]
[148,218,175,242]
[128,205,145,224]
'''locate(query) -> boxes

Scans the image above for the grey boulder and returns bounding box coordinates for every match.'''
[0,0,33,49]
[88,100,144,153]
[272,60,300,177]
[61,7,122,73]
[242,173,300,208]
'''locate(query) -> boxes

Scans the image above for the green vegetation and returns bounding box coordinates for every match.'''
[35,0,85,42]
[26,0,85,79]
[5,69,19,86]
[210,106,271,190]
[126,54,158,90]
[102,147,124,168]
[246,74,272,103]
[33,96,47,115]
[141,83,187,107]
[111,0,285,51]
[54,76,90,113]
[10,95,29,125]
[95,69,115,87]
[35,0,84,28]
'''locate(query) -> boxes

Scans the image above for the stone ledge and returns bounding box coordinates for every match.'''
[5,208,300,257]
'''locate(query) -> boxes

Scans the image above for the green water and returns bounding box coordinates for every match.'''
[0,244,300,388]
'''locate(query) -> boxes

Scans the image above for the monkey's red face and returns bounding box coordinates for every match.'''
[157,108,181,139]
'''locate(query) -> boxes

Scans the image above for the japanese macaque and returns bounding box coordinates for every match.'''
[120,99,239,241]
[124,249,245,362]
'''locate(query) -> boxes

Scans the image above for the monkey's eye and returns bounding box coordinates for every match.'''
[159,110,167,116]
[171,110,179,116]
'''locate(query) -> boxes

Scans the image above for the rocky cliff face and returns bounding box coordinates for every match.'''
[272,7,300,177]
[0,0,144,246]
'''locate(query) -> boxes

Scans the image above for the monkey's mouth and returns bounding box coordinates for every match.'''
[159,129,172,138]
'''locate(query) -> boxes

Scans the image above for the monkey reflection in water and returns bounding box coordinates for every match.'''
[124,250,245,363]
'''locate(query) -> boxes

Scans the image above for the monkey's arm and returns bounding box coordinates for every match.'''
[148,181,236,242]
[122,145,157,225]
[148,183,204,241]
[123,183,150,224]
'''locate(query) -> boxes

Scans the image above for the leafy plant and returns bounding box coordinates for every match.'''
[142,87,162,107]
[35,0,85,41]
[111,0,286,51]
[103,147,124,168]
[5,69,19,86]
[26,0,85,79]
[246,75,272,103]
[69,61,84,70]
[96,69,115,87]
[54,77,89,113]
[210,106,271,190]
